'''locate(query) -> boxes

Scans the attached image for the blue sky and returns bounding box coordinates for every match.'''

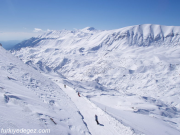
[0,0,180,41]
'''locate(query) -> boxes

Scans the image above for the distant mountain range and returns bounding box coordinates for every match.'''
[11,24,180,109]
[12,24,180,51]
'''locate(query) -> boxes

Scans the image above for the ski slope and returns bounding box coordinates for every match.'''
[56,83,134,135]
[92,99,180,135]
[44,72,180,135]
[0,46,91,135]
[0,46,137,135]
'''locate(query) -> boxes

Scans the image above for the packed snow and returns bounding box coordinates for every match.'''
[6,24,180,134]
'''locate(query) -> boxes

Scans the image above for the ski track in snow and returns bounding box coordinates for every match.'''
[55,83,135,135]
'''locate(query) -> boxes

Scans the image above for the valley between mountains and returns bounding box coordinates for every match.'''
[1,24,180,135]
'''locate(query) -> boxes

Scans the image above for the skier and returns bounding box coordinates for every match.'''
[78,92,80,97]
[64,84,66,88]
[95,115,99,125]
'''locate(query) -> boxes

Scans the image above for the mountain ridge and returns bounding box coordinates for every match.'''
[11,24,180,51]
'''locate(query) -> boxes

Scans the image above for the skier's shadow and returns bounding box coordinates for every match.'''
[99,123,104,126]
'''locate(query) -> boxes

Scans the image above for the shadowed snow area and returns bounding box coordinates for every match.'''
[9,24,180,134]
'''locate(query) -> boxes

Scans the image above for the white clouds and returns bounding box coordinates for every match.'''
[33,28,52,32]
[33,28,43,32]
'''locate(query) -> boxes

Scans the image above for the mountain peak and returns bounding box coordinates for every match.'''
[81,27,96,32]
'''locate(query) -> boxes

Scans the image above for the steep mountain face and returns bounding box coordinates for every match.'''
[0,46,90,135]
[11,24,180,110]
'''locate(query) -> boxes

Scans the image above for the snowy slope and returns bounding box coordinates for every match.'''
[40,72,180,135]
[10,24,180,134]
[0,46,91,135]
[0,46,137,135]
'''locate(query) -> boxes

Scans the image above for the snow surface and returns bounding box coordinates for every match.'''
[0,44,136,135]
[8,24,180,134]
[0,46,91,135]
[55,83,134,135]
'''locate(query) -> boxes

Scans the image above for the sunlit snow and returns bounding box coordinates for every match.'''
[5,24,180,135]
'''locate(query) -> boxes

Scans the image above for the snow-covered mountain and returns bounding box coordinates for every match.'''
[0,44,137,135]
[0,46,92,135]
[10,24,180,134]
